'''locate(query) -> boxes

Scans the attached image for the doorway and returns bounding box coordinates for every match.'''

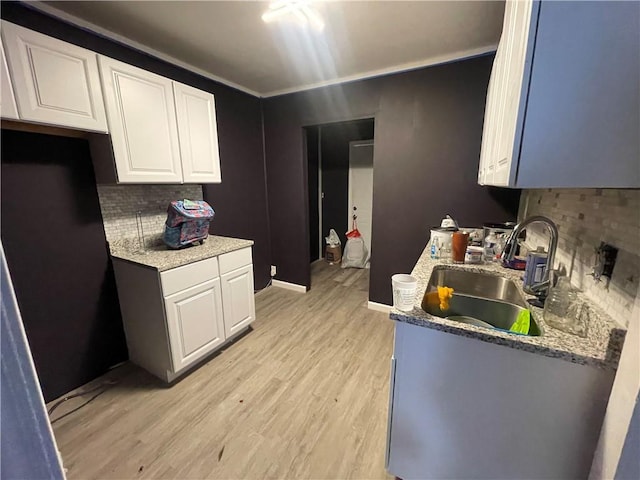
[306,118,375,277]
[348,140,374,263]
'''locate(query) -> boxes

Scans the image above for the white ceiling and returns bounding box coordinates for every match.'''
[35,1,504,97]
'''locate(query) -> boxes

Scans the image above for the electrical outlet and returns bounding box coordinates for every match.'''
[270,265,277,277]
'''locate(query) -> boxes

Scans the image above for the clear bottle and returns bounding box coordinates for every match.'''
[430,237,441,259]
[543,276,588,337]
[484,232,497,262]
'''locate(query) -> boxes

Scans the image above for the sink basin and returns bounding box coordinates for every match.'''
[426,266,527,307]
[422,266,542,336]
[422,293,542,336]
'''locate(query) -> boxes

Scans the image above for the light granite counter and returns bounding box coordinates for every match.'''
[391,245,626,371]
[109,235,254,271]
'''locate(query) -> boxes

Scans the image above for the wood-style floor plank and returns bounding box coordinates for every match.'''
[49,261,394,479]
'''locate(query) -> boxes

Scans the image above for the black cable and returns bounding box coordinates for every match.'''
[49,388,110,425]
[254,278,273,293]
[48,380,117,421]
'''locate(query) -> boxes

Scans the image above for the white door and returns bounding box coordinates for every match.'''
[173,82,222,184]
[221,265,255,338]
[164,278,225,372]
[1,21,107,131]
[98,56,183,183]
[0,36,18,120]
[348,141,374,260]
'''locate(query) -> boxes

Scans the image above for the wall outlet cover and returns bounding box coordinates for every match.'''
[270,265,277,277]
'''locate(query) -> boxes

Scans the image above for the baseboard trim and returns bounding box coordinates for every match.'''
[272,279,307,293]
[367,301,392,313]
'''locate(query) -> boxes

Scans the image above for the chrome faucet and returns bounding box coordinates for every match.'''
[500,216,559,301]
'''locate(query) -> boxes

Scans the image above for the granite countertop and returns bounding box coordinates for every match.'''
[391,245,627,371]
[109,235,254,271]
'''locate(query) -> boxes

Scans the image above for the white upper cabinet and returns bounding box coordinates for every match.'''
[478,0,535,187]
[173,82,222,184]
[479,0,639,188]
[0,36,18,120]
[1,21,107,132]
[98,56,183,183]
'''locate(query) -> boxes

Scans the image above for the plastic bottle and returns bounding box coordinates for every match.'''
[430,237,441,259]
[484,232,498,262]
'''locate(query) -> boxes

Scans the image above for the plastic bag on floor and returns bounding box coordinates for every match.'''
[325,229,341,247]
[341,228,369,269]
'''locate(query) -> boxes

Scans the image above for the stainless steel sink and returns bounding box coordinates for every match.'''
[426,266,527,307]
[422,266,542,336]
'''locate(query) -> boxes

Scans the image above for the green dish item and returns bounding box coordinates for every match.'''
[510,309,531,335]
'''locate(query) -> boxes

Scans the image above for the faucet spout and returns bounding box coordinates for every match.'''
[500,215,559,300]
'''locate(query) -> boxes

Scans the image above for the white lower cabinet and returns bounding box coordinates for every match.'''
[112,246,255,383]
[221,265,256,338]
[164,278,225,372]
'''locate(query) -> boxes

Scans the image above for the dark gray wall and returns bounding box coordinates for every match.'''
[1,2,271,289]
[1,130,128,401]
[263,56,521,304]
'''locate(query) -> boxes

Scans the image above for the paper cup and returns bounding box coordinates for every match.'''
[392,274,418,312]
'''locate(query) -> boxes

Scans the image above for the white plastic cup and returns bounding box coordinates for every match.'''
[391,274,418,312]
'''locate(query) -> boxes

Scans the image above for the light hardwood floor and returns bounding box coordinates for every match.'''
[49,261,395,479]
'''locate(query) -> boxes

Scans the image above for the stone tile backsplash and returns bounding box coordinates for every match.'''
[519,189,640,328]
[97,184,203,244]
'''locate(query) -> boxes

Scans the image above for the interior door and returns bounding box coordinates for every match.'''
[164,278,225,372]
[348,141,374,259]
[320,124,350,249]
[306,126,321,262]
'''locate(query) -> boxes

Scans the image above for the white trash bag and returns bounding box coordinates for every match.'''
[341,224,369,269]
[325,229,341,247]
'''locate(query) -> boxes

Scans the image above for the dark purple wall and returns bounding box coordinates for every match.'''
[1,2,271,289]
[263,56,521,304]
[1,130,128,402]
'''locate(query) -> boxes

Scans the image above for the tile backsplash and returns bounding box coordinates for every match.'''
[97,184,203,244]
[519,189,640,328]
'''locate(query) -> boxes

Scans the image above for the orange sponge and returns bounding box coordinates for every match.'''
[424,286,454,311]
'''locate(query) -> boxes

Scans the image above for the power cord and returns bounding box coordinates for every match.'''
[48,380,117,424]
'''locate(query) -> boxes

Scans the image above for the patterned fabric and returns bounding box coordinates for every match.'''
[163,200,215,249]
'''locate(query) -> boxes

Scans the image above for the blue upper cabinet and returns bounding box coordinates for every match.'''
[479,1,640,188]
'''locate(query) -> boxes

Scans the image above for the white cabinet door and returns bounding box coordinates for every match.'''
[164,278,225,372]
[492,0,534,186]
[98,56,183,183]
[221,264,255,338]
[0,36,18,120]
[173,82,222,184]
[478,0,536,187]
[1,21,107,131]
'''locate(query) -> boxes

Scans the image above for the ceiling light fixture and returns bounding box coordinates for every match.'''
[262,1,325,32]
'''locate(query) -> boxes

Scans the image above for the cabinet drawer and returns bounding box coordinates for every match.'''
[160,257,219,297]
[219,247,252,275]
